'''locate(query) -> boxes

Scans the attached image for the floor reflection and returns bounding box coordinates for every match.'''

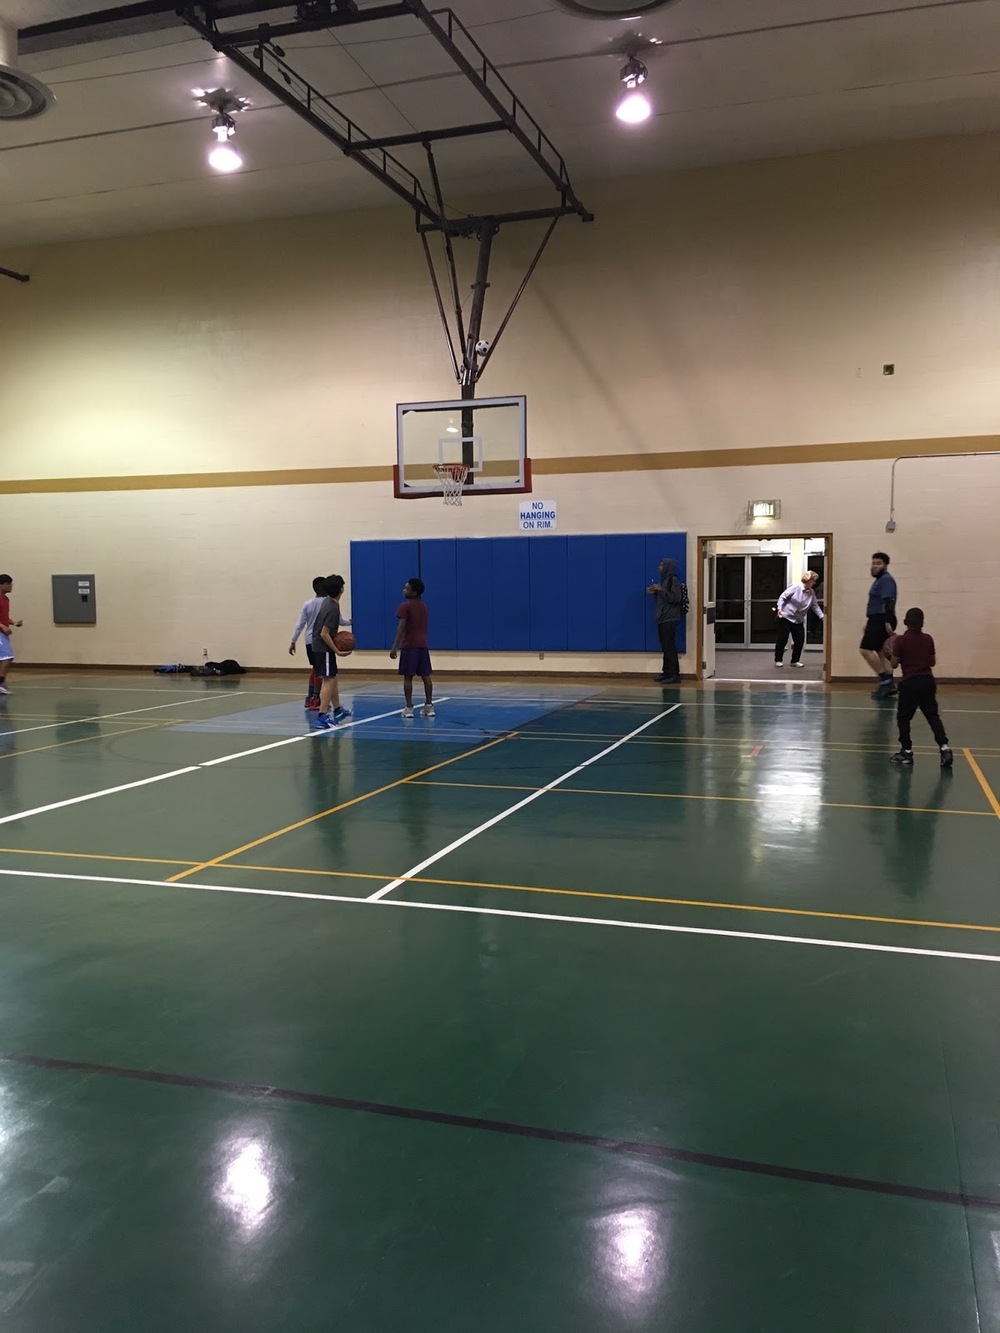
[215,1126,282,1237]
[594,1200,669,1316]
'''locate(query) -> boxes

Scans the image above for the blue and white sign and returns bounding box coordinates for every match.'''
[519,498,557,532]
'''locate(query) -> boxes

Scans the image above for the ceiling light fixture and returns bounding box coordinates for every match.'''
[209,118,242,173]
[196,88,250,174]
[555,0,677,15]
[0,20,55,120]
[615,55,651,125]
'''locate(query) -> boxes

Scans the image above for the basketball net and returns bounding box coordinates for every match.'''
[433,462,470,506]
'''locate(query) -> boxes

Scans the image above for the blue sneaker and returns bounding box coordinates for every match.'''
[313,712,334,729]
[332,706,352,724]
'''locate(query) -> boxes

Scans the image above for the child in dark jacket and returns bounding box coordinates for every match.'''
[888,608,953,768]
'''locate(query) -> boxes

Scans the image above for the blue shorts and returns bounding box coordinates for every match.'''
[399,647,432,678]
[0,633,12,662]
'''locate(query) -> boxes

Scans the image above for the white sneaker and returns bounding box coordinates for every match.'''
[792,661,805,669]
[422,704,436,718]
[0,683,8,694]
[773,661,784,668]
[401,706,414,718]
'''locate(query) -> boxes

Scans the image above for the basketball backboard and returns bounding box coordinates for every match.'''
[395,396,529,498]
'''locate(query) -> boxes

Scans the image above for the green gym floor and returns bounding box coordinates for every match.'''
[0,670,998,1331]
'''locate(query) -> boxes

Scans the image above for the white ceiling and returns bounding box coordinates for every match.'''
[1,0,998,247]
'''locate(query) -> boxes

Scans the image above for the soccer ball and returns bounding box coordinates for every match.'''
[474,339,490,355]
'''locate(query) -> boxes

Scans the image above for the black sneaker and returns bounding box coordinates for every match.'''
[940,746,954,769]
[891,750,914,766]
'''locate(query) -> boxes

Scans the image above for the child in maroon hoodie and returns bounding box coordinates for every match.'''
[888,608,953,768]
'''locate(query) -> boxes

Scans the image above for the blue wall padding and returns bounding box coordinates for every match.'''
[454,539,494,650]
[418,540,458,649]
[349,533,687,653]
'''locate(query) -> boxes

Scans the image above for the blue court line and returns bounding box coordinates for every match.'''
[172,694,581,744]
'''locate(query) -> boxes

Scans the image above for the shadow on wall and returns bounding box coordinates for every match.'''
[529,272,731,455]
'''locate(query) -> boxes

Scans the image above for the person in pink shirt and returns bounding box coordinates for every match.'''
[0,575,23,696]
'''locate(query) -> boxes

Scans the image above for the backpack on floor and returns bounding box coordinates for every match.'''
[190,659,245,678]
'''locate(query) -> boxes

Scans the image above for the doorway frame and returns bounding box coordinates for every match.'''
[696,532,834,684]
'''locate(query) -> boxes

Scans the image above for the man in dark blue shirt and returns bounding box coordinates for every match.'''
[860,551,898,700]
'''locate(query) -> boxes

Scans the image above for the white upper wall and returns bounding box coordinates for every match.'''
[0,132,997,677]
[1,133,999,479]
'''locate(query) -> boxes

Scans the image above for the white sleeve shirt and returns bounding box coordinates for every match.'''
[776,585,824,625]
[290,596,325,646]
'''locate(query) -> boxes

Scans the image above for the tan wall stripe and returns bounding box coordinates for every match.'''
[0,465,391,495]
[532,435,1000,476]
[0,435,997,496]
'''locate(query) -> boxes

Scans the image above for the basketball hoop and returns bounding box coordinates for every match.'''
[433,462,470,506]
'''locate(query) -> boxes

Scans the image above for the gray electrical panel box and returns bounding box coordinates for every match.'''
[52,574,97,625]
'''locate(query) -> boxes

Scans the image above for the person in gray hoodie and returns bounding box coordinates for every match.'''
[646,557,685,683]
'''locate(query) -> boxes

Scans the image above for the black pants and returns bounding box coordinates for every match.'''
[657,621,679,679]
[304,643,319,703]
[897,676,948,750]
[774,618,805,663]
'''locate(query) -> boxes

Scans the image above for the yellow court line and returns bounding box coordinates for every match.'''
[513,730,997,756]
[0,846,196,868]
[965,749,1000,820]
[167,735,510,883]
[0,721,167,762]
[407,777,993,819]
[221,860,1000,937]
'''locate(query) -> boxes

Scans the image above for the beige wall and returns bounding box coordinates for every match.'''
[1,132,998,678]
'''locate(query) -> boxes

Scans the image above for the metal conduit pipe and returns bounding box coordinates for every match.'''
[885,451,999,532]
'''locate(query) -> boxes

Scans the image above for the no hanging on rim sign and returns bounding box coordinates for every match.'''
[519,499,557,532]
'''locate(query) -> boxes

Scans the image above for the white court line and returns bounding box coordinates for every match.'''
[19,685,305,698]
[17,683,1000,716]
[366,704,683,902]
[351,695,592,705]
[0,865,996,965]
[711,678,823,687]
[0,695,238,739]
[0,769,201,827]
[198,700,449,767]
[686,700,1000,715]
[0,700,448,822]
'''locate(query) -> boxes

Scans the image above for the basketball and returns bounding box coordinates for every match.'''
[333,630,356,655]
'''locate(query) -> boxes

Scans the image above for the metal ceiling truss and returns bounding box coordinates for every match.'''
[19,0,593,391]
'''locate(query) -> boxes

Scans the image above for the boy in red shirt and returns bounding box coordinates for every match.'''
[0,575,23,696]
[390,578,434,719]
[888,607,952,768]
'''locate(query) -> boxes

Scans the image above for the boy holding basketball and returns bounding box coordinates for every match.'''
[390,578,434,718]
[289,575,328,710]
[888,608,952,768]
[310,575,353,729]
